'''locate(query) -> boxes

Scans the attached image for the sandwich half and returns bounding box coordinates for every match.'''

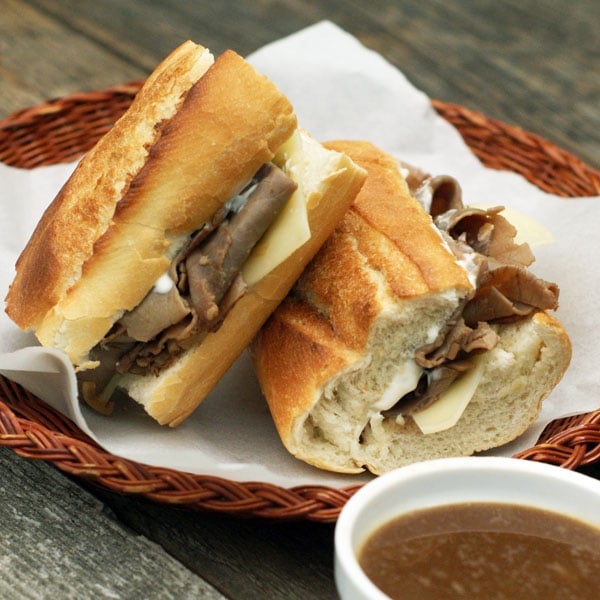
[4,42,366,426]
[251,140,571,474]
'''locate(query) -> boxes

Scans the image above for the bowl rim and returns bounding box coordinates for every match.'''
[334,456,600,598]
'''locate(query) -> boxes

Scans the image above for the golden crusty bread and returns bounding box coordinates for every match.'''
[6,41,215,332]
[121,131,366,425]
[5,43,367,426]
[251,141,571,474]
[291,140,473,353]
[6,43,297,367]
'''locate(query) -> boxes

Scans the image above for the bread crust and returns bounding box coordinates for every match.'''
[122,144,367,425]
[253,141,474,435]
[252,298,357,446]
[324,141,472,295]
[295,141,472,351]
[7,45,297,366]
[251,141,572,473]
[6,41,213,330]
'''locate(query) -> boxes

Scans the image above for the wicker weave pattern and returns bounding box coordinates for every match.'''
[431,100,600,197]
[0,83,143,169]
[1,82,598,197]
[0,84,599,521]
[516,411,600,469]
[0,377,361,521]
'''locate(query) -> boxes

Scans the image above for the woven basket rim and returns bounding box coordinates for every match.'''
[1,83,599,522]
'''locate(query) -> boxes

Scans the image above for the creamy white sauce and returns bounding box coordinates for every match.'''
[372,360,422,413]
[153,272,175,294]
[455,247,479,288]
[433,207,458,231]
[226,180,258,213]
[426,324,442,345]
[368,360,422,438]
[413,180,434,214]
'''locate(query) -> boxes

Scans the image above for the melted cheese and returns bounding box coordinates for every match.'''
[412,355,485,434]
[242,131,311,287]
[472,204,555,247]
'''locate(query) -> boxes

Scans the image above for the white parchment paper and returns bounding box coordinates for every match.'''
[0,21,598,487]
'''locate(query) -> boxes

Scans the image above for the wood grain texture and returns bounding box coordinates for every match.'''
[1,0,597,166]
[0,0,143,108]
[85,484,339,600]
[0,448,224,600]
[0,1,598,598]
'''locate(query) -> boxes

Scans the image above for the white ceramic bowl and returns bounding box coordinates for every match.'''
[334,456,600,600]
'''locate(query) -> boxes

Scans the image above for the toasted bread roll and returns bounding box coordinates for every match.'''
[5,43,366,426]
[251,141,571,474]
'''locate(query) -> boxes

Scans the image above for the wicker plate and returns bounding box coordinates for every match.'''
[1,82,599,521]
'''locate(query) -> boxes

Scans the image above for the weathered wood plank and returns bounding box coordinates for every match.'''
[11,0,599,166]
[0,448,225,599]
[354,0,600,168]
[0,0,144,111]
[86,484,339,600]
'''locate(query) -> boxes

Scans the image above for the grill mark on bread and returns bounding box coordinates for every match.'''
[294,209,384,351]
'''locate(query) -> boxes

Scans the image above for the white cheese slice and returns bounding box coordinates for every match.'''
[472,204,555,247]
[241,131,311,287]
[412,355,485,434]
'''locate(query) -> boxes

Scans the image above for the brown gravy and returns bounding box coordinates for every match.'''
[358,502,600,599]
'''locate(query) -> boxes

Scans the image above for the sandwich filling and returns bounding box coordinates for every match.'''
[302,168,560,457]
[80,163,297,410]
[382,170,559,422]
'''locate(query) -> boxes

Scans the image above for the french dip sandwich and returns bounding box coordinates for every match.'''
[4,42,366,426]
[251,141,571,474]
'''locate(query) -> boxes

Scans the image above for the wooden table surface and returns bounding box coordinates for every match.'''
[1,1,598,598]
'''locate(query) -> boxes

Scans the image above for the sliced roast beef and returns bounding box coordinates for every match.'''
[386,359,474,416]
[415,318,499,369]
[84,162,297,387]
[434,197,559,326]
[437,206,535,266]
[403,162,463,217]
[463,258,559,325]
[119,284,191,342]
[427,175,464,217]
[405,174,560,417]
[116,311,199,376]
[185,163,297,329]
